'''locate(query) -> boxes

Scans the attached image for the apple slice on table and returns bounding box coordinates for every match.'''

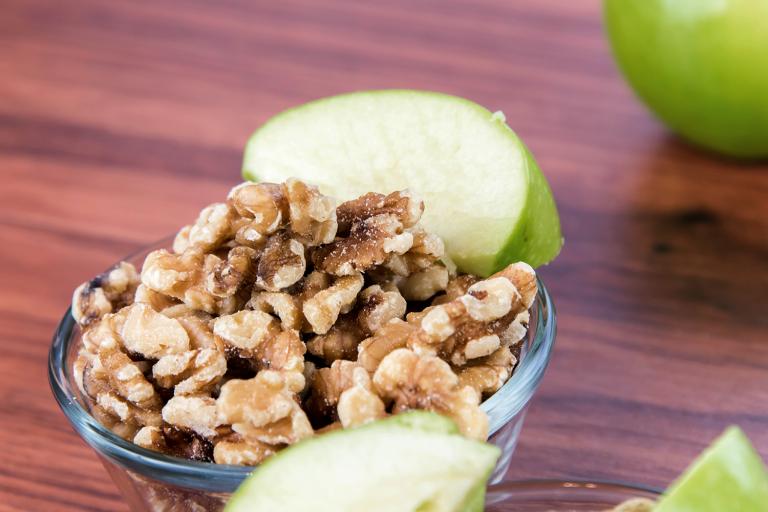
[224,412,500,512]
[242,90,562,277]
[653,426,768,511]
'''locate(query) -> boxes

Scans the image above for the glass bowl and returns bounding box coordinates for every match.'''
[486,480,662,511]
[49,237,557,511]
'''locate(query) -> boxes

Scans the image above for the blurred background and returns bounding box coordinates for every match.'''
[0,1,766,510]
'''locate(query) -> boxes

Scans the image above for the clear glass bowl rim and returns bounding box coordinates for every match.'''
[486,479,663,504]
[48,237,557,491]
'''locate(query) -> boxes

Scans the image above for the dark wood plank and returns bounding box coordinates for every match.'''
[0,0,766,509]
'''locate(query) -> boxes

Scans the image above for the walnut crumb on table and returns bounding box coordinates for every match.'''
[71,179,538,465]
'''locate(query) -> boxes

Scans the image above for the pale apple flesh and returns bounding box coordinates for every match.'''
[242,90,562,276]
[224,412,500,512]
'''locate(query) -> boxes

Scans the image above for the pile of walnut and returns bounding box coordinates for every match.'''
[71,179,537,466]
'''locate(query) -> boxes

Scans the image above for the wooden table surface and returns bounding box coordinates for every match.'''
[1,0,767,510]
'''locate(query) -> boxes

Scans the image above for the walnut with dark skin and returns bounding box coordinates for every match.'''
[72,262,139,327]
[206,245,258,298]
[304,360,359,426]
[311,214,414,276]
[256,232,306,292]
[306,315,364,364]
[335,190,423,234]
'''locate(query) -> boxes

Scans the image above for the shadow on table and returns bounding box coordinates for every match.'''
[618,133,767,332]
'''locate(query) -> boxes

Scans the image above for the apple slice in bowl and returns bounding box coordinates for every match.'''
[243,90,562,277]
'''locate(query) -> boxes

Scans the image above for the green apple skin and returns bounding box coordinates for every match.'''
[655,426,768,511]
[604,0,768,158]
[224,412,500,512]
[242,90,562,277]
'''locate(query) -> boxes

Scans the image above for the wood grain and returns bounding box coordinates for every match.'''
[1,0,767,510]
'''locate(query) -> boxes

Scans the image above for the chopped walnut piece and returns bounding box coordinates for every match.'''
[173,225,192,254]
[305,360,359,425]
[158,303,200,319]
[92,401,143,440]
[306,315,363,364]
[176,314,221,351]
[312,214,413,276]
[180,203,240,252]
[492,262,537,309]
[356,285,407,336]
[248,291,302,330]
[256,232,306,291]
[152,350,195,388]
[134,426,219,464]
[410,265,535,365]
[464,335,501,360]
[500,311,530,348]
[233,221,268,250]
[120,303,190,359]
[98,341,161,410]
[373,348,488,440]
[205,246,257,298]
[397,264,450,301]
[460,277,521,322]
[282,178,338,246]
[253,329,306,374]
[213,436,277,466]
[96,391,161,427]
[72,262,139,326]
[162,396,219,438]
[384,229,444,276]
[217,371,311,448]
[134,284,178,312]
[357,319,418,374]
[73,352,94,398]
[141,249,240,315]
[228,182,287,234]
[134,426,168,452]
[457,346,517,396]
[80,312,122,353]
[415,302,498,364]
[141,249,199,297]
[302,273,364,334]
[213,310,280,356]
[153,348,227,395]
[337,367,386,428]
[336,190,423,234]
[432,274,481,305]
[150,425,215,462]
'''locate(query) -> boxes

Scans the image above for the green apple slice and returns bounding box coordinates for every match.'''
[242,90,562,276]
[654,426,768,511]
[224,412,500,512]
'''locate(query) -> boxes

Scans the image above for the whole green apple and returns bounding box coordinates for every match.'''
[604,0,768,158]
